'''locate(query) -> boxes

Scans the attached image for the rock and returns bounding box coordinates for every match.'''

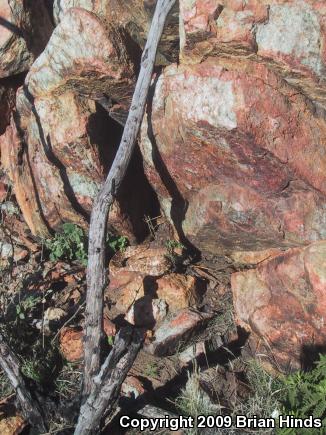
[0,0,52,77]
[230,248,284,265]
[0,7,156,240]
[110,245,172,277]
[52,0,179,65]
[26,8,136,118]
[155,274,202,311]
[178,341,206,366]
[0,181,7,202]
[106,271,202,314]
[0,240,28,267]
[0,91,103,236]
[103,317,116,337]
[0,77,21,135]
[232,240,326,371]
[140,58,326,256]
[125,297,168,328]
[0,413,26,435]
[121,375,146,399]
[59,327,84,362]
[180,0,326,108]
[144,309,213,356]
[0,86,151,239]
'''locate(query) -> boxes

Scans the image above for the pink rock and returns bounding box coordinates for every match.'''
[180,0,326,108]
[144,309,213,356]
[232,241,326,371]
[106,271,202,314]
[121,376,146,399]
[52,0,179,64]
[26,8,136,119]
[140,59,326,255]
[0,0,52,77]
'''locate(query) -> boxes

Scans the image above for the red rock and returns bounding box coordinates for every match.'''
[155,274,201,311]
[27,8,136,117]
[230,248,284,265]
[0,6,155,240]
[0,181,7,202]
[180,0,326,108]
[140,58,326,255]
[0,0,52,77]
[59,327,84,362]
[232,240,326,371]
[121,375,146,399]
[144,309,213,356]
[106,271,202,314]
[103,317,116,337]
[52,0,179,64]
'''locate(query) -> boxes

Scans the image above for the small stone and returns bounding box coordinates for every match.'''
[103,317,116,337]
[121,376,146,399]
[0,413,26,435]
[125,297,168,328]
[145,309,214,357]
[178,341,206,366]
[59,327,84,362]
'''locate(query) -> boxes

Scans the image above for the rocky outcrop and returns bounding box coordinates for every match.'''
[140,58,326,255]
[232,241,326,370]
[0,7,155,239]
[0,0,52,78]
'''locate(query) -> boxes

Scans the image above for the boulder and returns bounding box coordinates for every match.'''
[53,0,179,64]
[0,0,52,78]
[0,7,155,239]
[26,8,137,121]
[180,0,326,108]
[232,240,326,371]
[140,58,326,255]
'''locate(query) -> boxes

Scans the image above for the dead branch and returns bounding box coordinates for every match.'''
[0,333,47,432]
[83,0,177,397]
[75,328,144,435]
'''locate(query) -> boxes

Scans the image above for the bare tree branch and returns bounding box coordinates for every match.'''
[83,0,177,397]
[75,328,144,435]
[0,333,47,432]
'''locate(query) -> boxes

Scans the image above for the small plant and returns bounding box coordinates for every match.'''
[175,364,219,435]
[106,234,129,254]
[15,295,41,321]
[45,223,88,265]
[277,354,326,434]
[143,361,159,379]
[166,239,184,254]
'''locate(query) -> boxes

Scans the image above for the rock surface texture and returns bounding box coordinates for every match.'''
[0,0,52,77]
[232,241,326,370]
[140,0,326,257]
[0,0,325,374]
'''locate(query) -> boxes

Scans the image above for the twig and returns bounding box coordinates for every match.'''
[75,327,144,435]
[83,0,177,397]
[0,333,47,432]
[51,301,86,344]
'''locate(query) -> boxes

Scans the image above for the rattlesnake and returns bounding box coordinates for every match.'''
[109,244,172,277]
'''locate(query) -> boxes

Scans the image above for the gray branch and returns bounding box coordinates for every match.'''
[83,0,177,397]
[0,333,47,432]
